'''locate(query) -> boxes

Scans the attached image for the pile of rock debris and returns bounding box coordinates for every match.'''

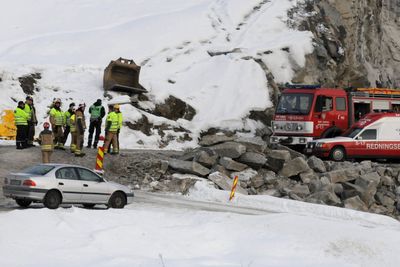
[118,133,400,219]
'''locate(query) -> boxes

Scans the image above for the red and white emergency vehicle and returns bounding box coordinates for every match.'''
[306,112,400,161]
[270,85,400,146]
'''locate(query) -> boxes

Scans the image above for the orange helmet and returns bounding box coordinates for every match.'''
[43,122,50,129]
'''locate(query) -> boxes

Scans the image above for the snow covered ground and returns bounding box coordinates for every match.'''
[1,184,400,267]
[0,0,313,149]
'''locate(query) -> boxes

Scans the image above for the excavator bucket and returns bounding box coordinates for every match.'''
[0,110,16,140]
[103,57,148,94]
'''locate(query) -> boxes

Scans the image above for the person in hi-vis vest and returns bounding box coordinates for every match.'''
[87,99,105,149]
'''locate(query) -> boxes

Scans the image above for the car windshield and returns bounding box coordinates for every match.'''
[21,165,55,175]
[276,93,314,115]
[342,127,362,138]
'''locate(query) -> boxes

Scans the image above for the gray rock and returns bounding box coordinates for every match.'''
[359,160,372,170]
[291,184,310,197]
[354,172,381,206]
[238,152,267,168]
[219,157,248,172]
[299,170,318,184]
[307,156,326,173]
[250,175,265,188]
[275,144,305,159]
[380,175,395,187]
[266,150,291,172]
[199,134,235,146]
[259,189,281,197]
[234,136,267,153]
[395,186,400,196]
[210,164,230,177]
[334,183,344,195]
[307,191,342,206]
[194,150,218,168]
[280,157,310,177]
[376,166,386,177]
[231,168,258,181]
[152,177,198,194]
[209,142,246,159]
[168,159,210,176]
[208,172,248,195]
[325,168,360,183]
[344,196,368,212]
[376,191,395,208]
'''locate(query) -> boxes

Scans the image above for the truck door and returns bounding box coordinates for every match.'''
[334,96,347,132]
[314,95,337,137]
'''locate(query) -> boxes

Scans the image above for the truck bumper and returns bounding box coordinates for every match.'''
[270,135,313,145]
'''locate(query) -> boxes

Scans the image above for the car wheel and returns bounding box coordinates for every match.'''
[44,190,62,209]
[330,146,346,162]
[83,204,96,209]
[16,199,32,208]
[108,192,126,209]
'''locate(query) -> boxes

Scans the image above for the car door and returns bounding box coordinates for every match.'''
[353,129,378,158]
[76,167,111,204]
[55,167,84,203]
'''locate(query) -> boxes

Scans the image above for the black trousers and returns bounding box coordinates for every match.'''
[88,120,102,146]
[63,125,70,145]
[27,122,35,145]
[16,125,28,148]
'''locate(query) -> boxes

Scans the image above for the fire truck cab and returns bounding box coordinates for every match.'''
[270,85,400,146]
[306,112,400,161]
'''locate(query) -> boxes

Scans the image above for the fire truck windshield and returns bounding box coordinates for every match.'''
[276,93,313,115]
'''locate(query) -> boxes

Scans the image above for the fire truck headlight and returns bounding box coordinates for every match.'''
[273,124,278,130]
[296,124,303,131]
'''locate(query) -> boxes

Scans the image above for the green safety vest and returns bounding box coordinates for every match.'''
[90,105,102,119]
[14,108,29,126]
[107,112,119,132]
[50,108,64,126]
[23,104,32,121]
[70,114,76,132]
[117,112,123,129]
[64,110,73,126]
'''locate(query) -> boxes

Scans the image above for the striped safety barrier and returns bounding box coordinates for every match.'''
[95,146,105,174]
[229,176,239,201]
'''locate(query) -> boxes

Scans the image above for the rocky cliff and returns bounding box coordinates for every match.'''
[290,0,400,88]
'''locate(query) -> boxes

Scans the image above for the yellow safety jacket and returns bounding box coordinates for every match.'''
[70,114,76,133]
[117,112,123,130]
[14,108,29,126]
[106,112,119,132]
[50,108,64,126]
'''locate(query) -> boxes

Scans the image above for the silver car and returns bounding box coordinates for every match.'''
[2,164,134,209]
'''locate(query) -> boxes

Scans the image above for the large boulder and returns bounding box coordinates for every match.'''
[194,149,218,168]
[219,157,248,171]
[266,150,291,172]
[234,136,267,153]
[250,175,265,188]
[168,159,210,176]
[307,156,326,173]
[237,152,267,168]
[344,196,368,212]
[307,191,342,206]
[208,172,248,195]
[325,168,360,183]
[199,134,235,146]
[154,95,196,121]
[231,168,258,181]
[209,142,246,159]
[280,157,310,177]
[354,172,381,206]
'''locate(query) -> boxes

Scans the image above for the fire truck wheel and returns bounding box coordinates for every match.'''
[330,146,346,162]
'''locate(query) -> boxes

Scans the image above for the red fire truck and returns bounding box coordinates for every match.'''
[270,85,400,146]
[306,112,400,161]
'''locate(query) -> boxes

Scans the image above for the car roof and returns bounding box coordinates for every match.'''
[38,163,89,168]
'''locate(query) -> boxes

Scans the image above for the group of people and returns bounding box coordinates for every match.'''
[14,96,123,163]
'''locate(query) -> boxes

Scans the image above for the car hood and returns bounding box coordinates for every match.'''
[315,137,353,143]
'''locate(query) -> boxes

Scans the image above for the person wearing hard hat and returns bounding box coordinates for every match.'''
[24,96,38,147]
[14,101,29,149]
[74,103,87,157]
[87,99,105,149]
[103,105,119,154]
[38,122,54,163]
[62,102,75,147]
[49,98,65,149]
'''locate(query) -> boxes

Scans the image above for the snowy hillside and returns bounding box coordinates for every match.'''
[0,0,313,149]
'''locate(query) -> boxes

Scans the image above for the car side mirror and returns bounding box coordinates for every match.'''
[356,136,363,140]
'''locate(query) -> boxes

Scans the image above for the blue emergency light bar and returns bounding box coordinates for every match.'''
[284,83,321,89]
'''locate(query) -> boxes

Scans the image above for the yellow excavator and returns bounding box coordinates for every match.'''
[0,110,16,140]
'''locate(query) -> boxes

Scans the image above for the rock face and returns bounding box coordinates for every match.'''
[290,0,400,88]
[154,95,196,121]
